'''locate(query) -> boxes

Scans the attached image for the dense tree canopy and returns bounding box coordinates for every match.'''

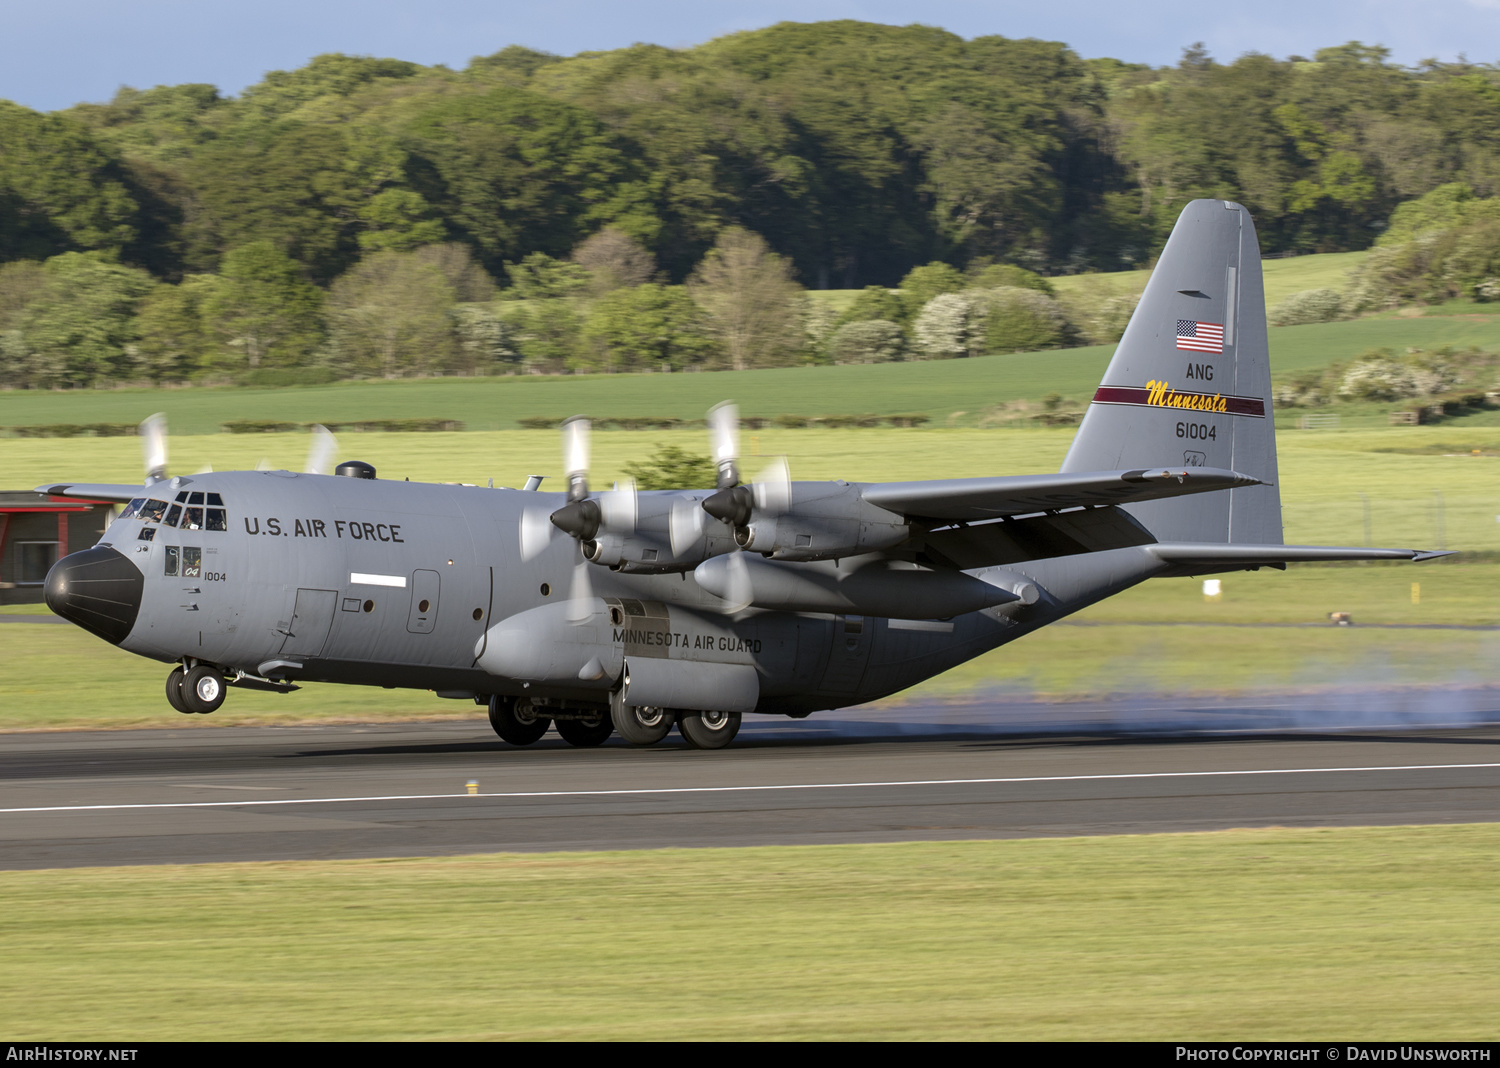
[4,22,1500,389]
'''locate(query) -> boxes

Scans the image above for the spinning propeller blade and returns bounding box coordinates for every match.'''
[752,455,791,515]
[708,402,740,490]
[565,552,595,623]
[519,507,557,561]
[670,495,706,555]
[305,424,338,475]
[140,413,168,484]
[599,478,637,534]
[562,416,591,501]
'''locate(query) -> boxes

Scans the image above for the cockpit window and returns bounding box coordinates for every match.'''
[138,526,156,541]
[164,546,179,576]
[119,498,145,520]
[138,499,168,522]
[175,491,188,503]
[183,506,204,530]
[207,493,223,507]
[164,504,182,527]
[188,491,204,505]
[205,508,227,531]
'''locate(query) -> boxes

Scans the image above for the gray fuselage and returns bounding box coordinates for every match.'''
[96,469,1163,715]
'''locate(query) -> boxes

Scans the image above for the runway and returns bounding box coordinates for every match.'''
[3,693,1500,870]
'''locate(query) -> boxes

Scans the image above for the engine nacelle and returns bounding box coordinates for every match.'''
[737,482,909,562]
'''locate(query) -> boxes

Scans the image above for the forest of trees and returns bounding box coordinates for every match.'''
[3,21,1500,389]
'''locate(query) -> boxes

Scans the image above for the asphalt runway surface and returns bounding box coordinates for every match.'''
[3,690,1500,870]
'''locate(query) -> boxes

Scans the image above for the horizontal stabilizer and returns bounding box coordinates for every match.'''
[860,467,1261,522]
[1149,542,1452,565]
[35,483,144,504]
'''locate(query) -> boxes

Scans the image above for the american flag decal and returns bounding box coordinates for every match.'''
[1176,320,1224,353]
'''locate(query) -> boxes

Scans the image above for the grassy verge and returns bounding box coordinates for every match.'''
[5,310,1500,433]
[3,827,1498,1039]
[1049,249,1373,310]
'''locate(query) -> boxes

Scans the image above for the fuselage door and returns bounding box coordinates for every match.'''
[279,589,337,659]
[407,569,440,634]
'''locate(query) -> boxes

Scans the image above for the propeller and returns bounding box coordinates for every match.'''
[700,403,791,542]
[140,413,168,484]
[305,424,338,475]
[541,416,607,622]
[708,401,739,490]
[670,495,706,555]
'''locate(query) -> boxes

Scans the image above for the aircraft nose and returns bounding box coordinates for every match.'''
[44,546,145,646]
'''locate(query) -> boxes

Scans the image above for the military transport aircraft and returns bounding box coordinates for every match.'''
[37,200,1445,749]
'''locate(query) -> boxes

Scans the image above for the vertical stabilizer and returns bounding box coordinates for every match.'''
[1061,199,1281,544]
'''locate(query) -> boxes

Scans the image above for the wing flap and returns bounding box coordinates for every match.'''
[1149,542,1451,565]
[861,467,1261,521]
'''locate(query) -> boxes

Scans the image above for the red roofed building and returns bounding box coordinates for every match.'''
[0,492,114,605]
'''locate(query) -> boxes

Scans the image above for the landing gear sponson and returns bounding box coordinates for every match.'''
[486,695,741,749]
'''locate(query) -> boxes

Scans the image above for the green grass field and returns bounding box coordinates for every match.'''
[5,304,1500,434]
[1049,249,1374,310]
[3,826,1498,1040]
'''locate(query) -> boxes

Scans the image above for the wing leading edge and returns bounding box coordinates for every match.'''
[34,483,146,504]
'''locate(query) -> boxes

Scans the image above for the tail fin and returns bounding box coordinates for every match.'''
[1061,199,1281,545]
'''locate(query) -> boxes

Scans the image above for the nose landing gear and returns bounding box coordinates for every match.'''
[166,664,226,714]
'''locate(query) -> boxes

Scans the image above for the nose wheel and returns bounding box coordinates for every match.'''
[167,665,226,714]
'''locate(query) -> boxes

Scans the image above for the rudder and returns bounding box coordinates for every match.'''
[1061,199,1282,544]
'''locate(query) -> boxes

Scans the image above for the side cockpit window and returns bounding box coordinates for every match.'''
[119,498,146,521]
[138,499,168,523]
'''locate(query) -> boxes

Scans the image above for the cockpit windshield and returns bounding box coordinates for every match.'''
[137,499,168,522]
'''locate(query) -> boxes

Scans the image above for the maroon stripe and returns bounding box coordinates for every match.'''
[1091,386,1266,418]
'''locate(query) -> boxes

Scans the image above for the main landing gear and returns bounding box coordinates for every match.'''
[486,695,741,750]
[166,664,226,715]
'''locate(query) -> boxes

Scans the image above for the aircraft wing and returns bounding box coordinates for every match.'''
[1148,542,1452,565]
[34,483,145,504]
[859,467,1261,522]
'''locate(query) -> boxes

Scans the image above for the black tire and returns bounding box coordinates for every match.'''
[165,667,193,714]
[181,665,226,714]
[610,702,675,746]
[555,710,614,747]
[489,696,550,745]
[677,709,742,750]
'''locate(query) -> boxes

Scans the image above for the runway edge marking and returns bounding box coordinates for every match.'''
[4,762,1499,814]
